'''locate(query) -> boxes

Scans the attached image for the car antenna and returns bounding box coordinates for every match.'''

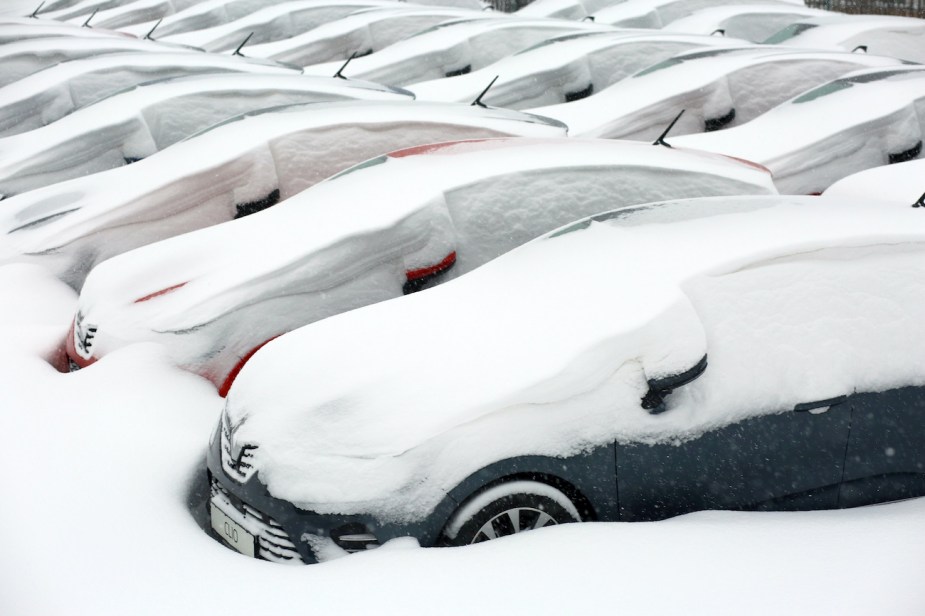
[913,192,925,208]
[471,75,499,108]
[333,52,358,79]
[652,109,685,148]
[144,18,163,41]
[710,28,725,36]
[28,1,45,18]
[852,45,868,53]
[233,32,254,56]
[82,8,98,27]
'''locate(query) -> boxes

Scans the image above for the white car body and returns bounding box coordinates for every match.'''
[664,4,830,42]
[531,47,905,139]
[0,50,298,137]
[408,31,747,109]
[673,66,925,194]
[88,0,211,30]
[823,159,925,206]
[0,73,412,198]
[242,6,491,67]
[0,101,566,288]
[69,137,776,394]
[765,14,925,63]
[221,194,925,523]
[301,17,612,87]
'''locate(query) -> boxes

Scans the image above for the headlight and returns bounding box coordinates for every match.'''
[220,407,257,483]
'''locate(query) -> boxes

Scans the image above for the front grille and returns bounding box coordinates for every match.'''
[210,477,301,564]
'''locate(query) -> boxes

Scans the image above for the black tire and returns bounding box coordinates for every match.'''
[440,480,582,547]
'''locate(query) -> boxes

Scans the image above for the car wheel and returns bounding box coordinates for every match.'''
[440,480,582,546]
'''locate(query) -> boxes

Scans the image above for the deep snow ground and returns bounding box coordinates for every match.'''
[2,262,925,615]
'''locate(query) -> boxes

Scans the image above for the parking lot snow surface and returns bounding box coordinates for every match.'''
[1,263,925,615]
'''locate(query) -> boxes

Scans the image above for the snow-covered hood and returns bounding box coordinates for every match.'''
[673,66,925,193]
[0,101,566,288]
[0,72,412,197]
[824,159,925,205]
[224,195,925,520]
[531,47,907,139]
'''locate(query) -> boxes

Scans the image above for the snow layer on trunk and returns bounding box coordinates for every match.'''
[225,195,925,522]
[0,50,298,138]
[408,31,748,109]
[0,101,566,289]
[672,66,925,194]
[74,138,774,388]
[0,73,411,198]
[530,48,906,140]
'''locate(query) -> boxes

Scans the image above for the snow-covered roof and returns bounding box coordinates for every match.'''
[530,47,905,139]
[225,194,925,521]
[242,6,491,67]
[408,31,747,109]
[764,14,925,62]
[0,34,198,87]
[664,3,830,42]
[0,73,412,198]
[673,66,925,194]
[89,0,202,30]
[301,16,612,86]
[75,137,775,384]
[0,101,566,288]
[157,0,404,52]
[823,159,925,205]
[0,50,299,137]
[516,0,623,20]
[119,0,314,37]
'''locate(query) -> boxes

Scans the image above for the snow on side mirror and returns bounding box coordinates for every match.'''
[641,355,708,414]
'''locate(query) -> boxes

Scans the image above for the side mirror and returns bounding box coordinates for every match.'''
[641,355,708,414]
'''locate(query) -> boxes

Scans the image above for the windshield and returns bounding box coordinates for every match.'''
[762,22,818,44]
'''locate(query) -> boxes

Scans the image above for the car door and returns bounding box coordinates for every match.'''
[839,385,925,508]
[615,399,852,521]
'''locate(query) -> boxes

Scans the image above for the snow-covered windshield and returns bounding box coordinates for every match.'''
[792,68,918,104]
[762,22,818,44]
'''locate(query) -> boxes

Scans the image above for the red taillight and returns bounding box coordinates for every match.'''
[218,337,280,398]
[406,251,457,282]
[134,282,187,303]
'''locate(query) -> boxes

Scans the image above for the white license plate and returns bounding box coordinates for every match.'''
[210,503,256,558]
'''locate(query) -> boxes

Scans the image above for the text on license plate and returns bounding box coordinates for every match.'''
[210,503,256,558]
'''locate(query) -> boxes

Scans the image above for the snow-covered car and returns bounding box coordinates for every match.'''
[0,50,298,137]
[0,73,412,198]
[530,47,905,140]
[73,0,212,30]
[515,0,623,20]
[66,137,775,393]
[0,19,136,44]
[302,17,611,87]
[663,3,830,42]
[823,159,925,206]
[764,14,925,64]
[241,5,490,67]
[0,34,200,87]
[206,194,925,563]
[590,0,796,29]
[408,31,746,109]
[0,101,565,289]
[673,66,925,194]
[155,0,405,52]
